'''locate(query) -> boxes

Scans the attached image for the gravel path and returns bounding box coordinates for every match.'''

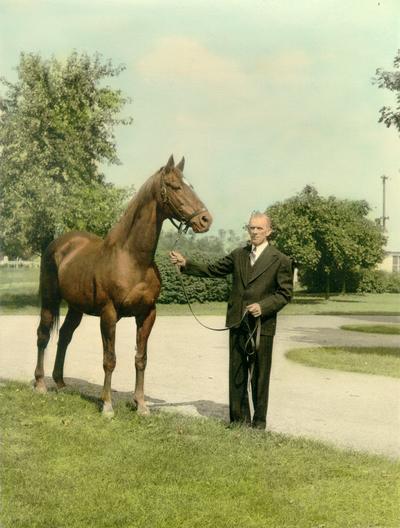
[1,314,399,458]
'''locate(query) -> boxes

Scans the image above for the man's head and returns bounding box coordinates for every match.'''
[247,212,272,247]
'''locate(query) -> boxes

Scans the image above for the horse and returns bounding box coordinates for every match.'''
[34,155,212,417]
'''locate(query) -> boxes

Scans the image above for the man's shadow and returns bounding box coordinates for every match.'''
[37,377,230,421]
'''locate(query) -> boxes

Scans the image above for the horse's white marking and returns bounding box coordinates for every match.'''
[182,176,194,189]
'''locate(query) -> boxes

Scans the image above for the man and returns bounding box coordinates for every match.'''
[169,212,293,430]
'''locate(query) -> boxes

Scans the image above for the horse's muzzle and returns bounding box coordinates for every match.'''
[191,210,213,233]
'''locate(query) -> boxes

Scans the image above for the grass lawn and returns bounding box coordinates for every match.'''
[341,324,400,335]
[1,381,399,528]
[157,293,400,316]
[285,292,400,316]
[286,346,400,378]
[0,266,40,314]
[1,266,400,316]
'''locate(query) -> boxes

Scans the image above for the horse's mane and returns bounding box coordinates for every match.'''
[104,169,162,246]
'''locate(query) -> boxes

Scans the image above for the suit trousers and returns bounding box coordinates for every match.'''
[229,326,274,428]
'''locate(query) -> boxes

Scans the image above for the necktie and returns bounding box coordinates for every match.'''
[250,247,257,266]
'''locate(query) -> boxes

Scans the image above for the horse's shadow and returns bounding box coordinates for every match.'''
[40,377,230,421]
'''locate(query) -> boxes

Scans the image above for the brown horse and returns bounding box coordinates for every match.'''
[34,155,212,416]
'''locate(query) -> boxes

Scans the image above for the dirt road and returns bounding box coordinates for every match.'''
[1,314,399,458]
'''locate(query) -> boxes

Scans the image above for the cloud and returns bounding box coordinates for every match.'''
[137,36,250,90]
[137,38,322,133]
[137,37,315,97]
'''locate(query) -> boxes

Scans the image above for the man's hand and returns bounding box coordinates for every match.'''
[169,251,186,268]
[246,303,262,317]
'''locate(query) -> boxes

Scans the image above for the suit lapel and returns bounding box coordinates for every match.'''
[248,245,278,284]
[239,245,251,287]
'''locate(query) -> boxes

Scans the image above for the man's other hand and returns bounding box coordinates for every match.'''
[246,303,262,317]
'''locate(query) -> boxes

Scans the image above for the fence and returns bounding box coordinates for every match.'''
[0,258,39,268]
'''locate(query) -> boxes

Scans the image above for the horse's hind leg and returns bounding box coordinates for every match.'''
[52,307,83,389]
[100,304,118,418]
[133,307,156,416]
[35,248,61,393]
[35,308,55,393]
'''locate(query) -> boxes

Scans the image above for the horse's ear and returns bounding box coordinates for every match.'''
[165,154,175,172]
[176,156,185,172]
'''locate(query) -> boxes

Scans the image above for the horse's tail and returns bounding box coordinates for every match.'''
[39,247,61,335]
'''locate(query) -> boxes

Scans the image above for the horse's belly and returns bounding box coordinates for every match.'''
[58,263,106,315]
[59,276,102,314]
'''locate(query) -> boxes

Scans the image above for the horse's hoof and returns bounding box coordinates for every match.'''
[55,381,67,391]
[136,404,150,417]
[102,402,114,419]
[34,381,47,394]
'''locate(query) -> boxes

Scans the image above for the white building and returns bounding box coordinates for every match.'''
[378,251,400,273]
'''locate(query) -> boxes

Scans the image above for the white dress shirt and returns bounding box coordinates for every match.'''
[250,240,269,266]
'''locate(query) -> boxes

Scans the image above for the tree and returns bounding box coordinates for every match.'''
[0,51,132,256]
[374,49,400,134]
[266,187,386,297]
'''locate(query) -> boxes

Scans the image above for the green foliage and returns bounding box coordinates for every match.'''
[156,230,235,303]
[267,186,386,295]
[357,269,400,294]
[0,51,132,256]
[1,381,399,528]
[374,49,400,133]
[61,180,132,237]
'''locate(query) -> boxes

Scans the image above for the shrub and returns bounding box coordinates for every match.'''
[357,270,400,294]
[155,253,231,304]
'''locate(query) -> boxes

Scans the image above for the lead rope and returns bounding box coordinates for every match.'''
[170,232,261,350]
[171,230,248,332]
[175,263,261,395]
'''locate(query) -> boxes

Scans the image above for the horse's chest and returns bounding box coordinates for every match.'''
[117,272,161,312]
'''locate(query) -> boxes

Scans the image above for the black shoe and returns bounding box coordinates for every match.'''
[251,421,266,430]
[227,420,251,429]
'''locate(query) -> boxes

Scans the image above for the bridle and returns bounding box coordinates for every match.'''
[159,171,208,235]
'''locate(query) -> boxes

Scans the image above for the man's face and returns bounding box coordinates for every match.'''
[247,215,272,247]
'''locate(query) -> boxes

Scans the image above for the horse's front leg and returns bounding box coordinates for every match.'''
[133,307,156,416]
[100,304,118,418]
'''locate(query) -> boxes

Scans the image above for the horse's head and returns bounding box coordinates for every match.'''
[158,155,212,233]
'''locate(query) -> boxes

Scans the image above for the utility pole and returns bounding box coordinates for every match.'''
[380,175,389,231]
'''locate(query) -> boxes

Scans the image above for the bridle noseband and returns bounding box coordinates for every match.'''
[159,172,208,235]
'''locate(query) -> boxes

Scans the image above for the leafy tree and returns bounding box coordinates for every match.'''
[0,51,132,257]
[374,49,400,133]
[267,186,386,297]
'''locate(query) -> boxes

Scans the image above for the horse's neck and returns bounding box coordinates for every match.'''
[104,176,163,263]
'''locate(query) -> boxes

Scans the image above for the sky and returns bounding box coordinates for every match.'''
[1,0,399,249]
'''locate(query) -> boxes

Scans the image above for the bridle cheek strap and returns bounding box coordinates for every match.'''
[159,174,207,233]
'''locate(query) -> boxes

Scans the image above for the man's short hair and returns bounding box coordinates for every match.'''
[248,211,272,228]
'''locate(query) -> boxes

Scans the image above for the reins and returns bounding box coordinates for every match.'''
[170,229,261,356]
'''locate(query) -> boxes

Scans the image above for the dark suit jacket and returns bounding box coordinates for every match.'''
[183,244,293,335]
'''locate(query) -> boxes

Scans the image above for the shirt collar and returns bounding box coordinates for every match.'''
[252,240,269,255]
